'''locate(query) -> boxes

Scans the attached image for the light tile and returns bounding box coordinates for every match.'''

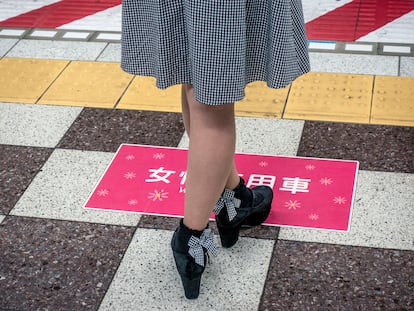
[0,102,82,148]
[235,81,290,118]
[278,170,414,251]
[383,45,411,54]
[179,117,304,156]
[99,228,274,310]
[118,76,181,112]
[97,43,121,62]
[62,31,91,39]
[29,30,58,38]
[345,43,373,52]
[6,39,107,60]
[0,29,26,36]
[308,41,336,50]
[284,72,373,123]
[96,33,121,41]
[400,57,414,77]
[371,76,414,126]
[0,215,5,224]
[309,52,399,75]
[39,61,133,108]
[0,38,18,57]
[0,58,68,104]
[11,149,141,226]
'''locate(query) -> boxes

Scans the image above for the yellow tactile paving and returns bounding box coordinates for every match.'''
[371,76,414,126]
[118,78,289,117]
[0,58,68,104]
[38,61,133,108]
[235,81,290,118]
[1,58,413,127]
[284,72,373,123]
[117,76,181,112]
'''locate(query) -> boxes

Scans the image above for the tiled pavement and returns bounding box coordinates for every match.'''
[1,38,414,311]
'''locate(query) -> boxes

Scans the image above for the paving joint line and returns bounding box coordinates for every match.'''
[1,27,414,56]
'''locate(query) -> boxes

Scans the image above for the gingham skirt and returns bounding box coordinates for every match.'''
[121,0,310,105]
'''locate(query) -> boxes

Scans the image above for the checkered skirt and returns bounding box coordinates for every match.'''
[121,0,310,105]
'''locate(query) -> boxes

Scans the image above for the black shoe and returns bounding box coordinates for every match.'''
[214,178,273,248]
[171,219,217,299]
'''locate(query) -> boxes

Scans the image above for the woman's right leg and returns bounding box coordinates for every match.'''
[181,84,240,197]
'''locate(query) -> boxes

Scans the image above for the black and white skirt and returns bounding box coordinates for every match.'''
[121,0,310,105]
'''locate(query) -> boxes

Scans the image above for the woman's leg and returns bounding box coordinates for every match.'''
[181,84,239,230]
[181,84,240,194]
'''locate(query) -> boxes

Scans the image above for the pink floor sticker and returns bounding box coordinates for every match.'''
[85,144,359,231]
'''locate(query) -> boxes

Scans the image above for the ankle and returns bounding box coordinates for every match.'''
[182,218,208,234]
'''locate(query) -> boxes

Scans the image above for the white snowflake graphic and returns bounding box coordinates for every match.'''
[153,153,165,160]
[284,200,301,210]
[309,213,319,220]
[124,172,136,179]
[259,161,268,167]
[97,189,109,196]
[305,164,316,170]
[125,155,135,160]
[320,177,333,186]
[128,199,138,206]
[333,196,347,204]
[148,189,169,201]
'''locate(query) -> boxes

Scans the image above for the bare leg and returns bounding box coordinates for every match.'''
[181,85,240,196]
[182,85,239,230]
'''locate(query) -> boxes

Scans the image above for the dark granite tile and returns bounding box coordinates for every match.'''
[0,216,135,311]
[260,240,414,311]
[138,215,279,240]
[297,121,414,173]
[0,145,52,214]
[58,108,185,152]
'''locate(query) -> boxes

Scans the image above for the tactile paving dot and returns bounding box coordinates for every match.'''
[236,81,290,118]
[371,76,414,126]
[0,58,68,103]
[284,72,373,123]
[117,76,181,112]
[38,61,133,108]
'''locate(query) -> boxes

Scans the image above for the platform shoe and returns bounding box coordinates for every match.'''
[214,178,273,248]
[171,219,217,299]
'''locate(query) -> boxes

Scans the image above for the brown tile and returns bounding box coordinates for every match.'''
[58,108,185,152]
[0,216,135,310]
[0,145,52,214]
[138,215,279,240]
[297,121,414,173]
[260,240,414,310]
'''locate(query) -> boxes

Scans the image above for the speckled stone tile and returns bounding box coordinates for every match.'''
[0,102,82,148]
[179,117,304,156]
[138,215,280,240]
[259,240,414,310]
[297,121,414,173]
[6,39,107,60]
[58,108,185,152]
[97,43,121,62]
[0,216,134,311]
[309,52,399,76]
[0,144,52,215]
[279,170,414,250]
[0,38,18,57]
[400,57,414,77]
[11,149,141,226]
[99,228,274,310]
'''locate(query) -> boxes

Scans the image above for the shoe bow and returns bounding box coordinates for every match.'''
[188,229,217,267]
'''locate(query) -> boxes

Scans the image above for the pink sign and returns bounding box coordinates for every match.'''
[85,144,359,231]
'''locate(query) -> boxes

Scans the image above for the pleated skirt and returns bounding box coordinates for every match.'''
[121,0,310,105]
